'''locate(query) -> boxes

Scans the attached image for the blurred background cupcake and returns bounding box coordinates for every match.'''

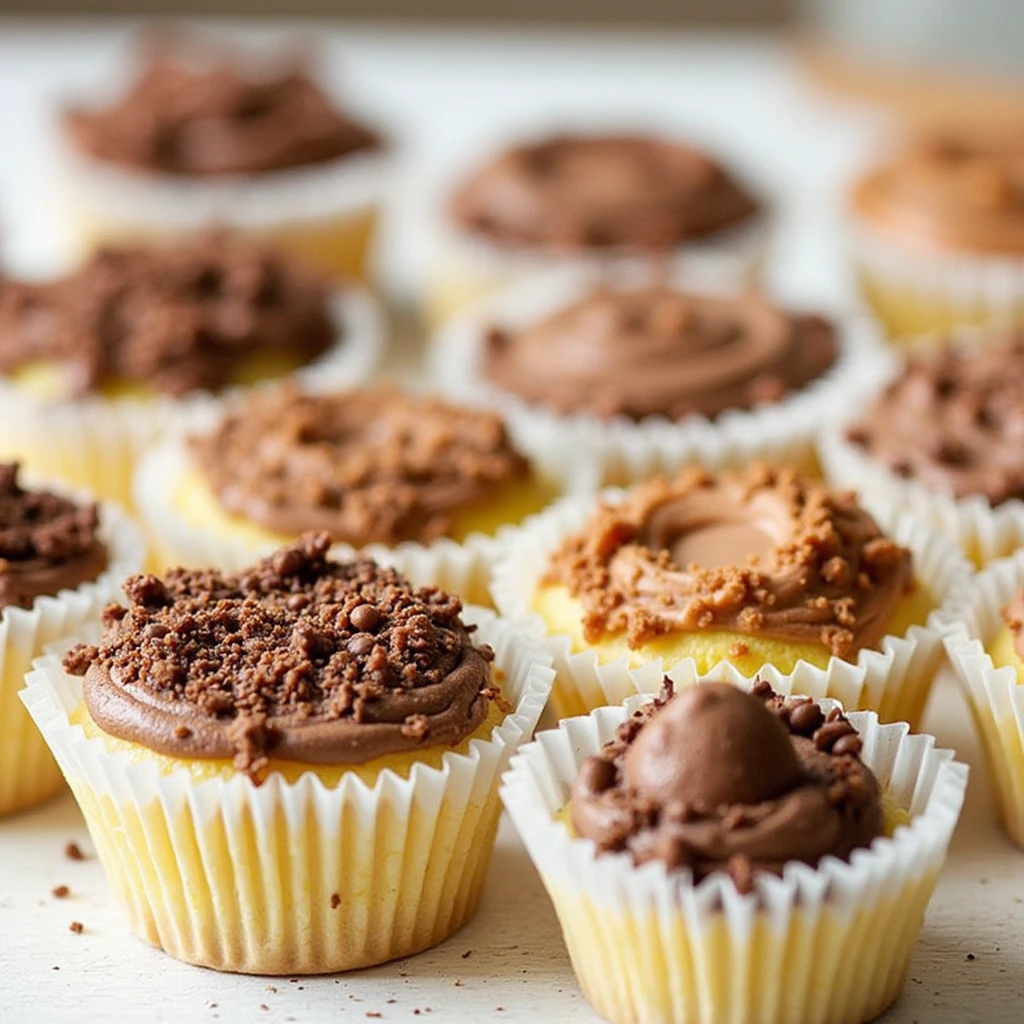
[56,29,392,283]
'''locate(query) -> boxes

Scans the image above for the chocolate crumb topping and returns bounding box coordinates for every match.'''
[192,386,532,546]
[571,679,883,891]
[0,463,108,611]
[63,39,382,177]
[0,231,335,398]
[483,285,837,421]
[65,534,494,778]
[848,336,1024,506]
[450,133,758,253]
[545,465,913,660]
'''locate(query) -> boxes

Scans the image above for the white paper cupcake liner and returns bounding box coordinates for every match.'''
[0,488,146,816]
[501,690,968,1024]
[0,286,384,509]
[941,552,1024,847]
[428,263,890,487]
[20,609,554,974]
[492,492,969,728]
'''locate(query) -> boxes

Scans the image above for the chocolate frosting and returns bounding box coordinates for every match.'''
[851,133,1024,254]
[450,134,758,253]
[64,534,495,779]
[63,40,381,177]
[546,466,914,661]
[0,230,335,397]
[483,285,837,420]
[848,335,1024,506]
[571,680,883,891]
[191,386,532,546]
[0,463,108,611]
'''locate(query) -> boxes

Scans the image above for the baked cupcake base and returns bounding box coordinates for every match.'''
[501,691,968,1024]
[21,610,553,974]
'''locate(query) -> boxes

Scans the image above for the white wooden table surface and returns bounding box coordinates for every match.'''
[0,18,1022,1024]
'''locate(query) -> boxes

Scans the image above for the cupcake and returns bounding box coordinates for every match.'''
[134,384,590,606]
[821,330,1024,566]
[432,264,884,485]
[0,230,381,507]
[848,130,1024,339]
[501,679,968,1024]
[427,132,767,325]
[20,533,553,973]
[0,463,145,817]
[943,551,1024,847]
[491,465,967,724]
[57,34,389,281]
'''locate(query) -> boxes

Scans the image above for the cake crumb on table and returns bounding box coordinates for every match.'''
[51,885,70,898]
[64,842,85,861]
[68,921,84,934]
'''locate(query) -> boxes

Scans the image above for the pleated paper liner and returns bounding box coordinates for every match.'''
[0,286,385,510]
[0,490,146,817]
[500,690,968,1024]
[428,262,890,487]
[491,492,970,728]
[21,610,554,974]
[942,551,1024,848]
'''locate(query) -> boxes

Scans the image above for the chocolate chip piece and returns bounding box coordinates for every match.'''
[787,700,825,737]
[350,604,380,632]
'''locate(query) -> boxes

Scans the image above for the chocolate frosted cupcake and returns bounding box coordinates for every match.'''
[0,230,381,506]
[21,533,553,972]
[57,34,390,281]
[848,131,1024,339]
[502,680,968,1024]
[820,332,1024,565]
[0,463,145,816]
[432,265,883,486]
[492,465,967,724]
[427,132,768,325]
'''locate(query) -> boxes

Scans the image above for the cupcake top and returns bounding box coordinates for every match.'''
[191,386,532,546]
[851,132,1024,255]
[482,284,838,420]
[63,42,382,177]
[546,466,913,660]
[847,336,1024,506]
[0,231,335,398]
[449,133,759,253]
[571,680,882,891]
[64,533,497,779]
[0,463,107,611]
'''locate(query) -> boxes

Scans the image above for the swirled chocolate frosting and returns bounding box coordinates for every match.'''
[848,336,1024,506]
[0,230,335,397]
[546,466,913,660]
[851,132,1024,254]
[0,463,107,611]
[483,285,837,420]
[450,134,758,252]
[191,386,532,546]
[64,534,496,779]
[63,40,381,176]
[571,680,883,892]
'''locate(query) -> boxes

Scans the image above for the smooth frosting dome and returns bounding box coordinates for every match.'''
[851,132,1024,254]
[483,284,837,420]
[450,134,758,253]
[64,533,495,778]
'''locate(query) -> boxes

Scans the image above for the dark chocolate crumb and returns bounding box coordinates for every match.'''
[51,885,70,898]
[966,953,976,961]
[330,893,341,909]
[68,921,84,934]
[64,842,85,861]
[461,949,473,959]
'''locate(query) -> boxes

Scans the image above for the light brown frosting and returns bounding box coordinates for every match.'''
[483,285,837,420]
[546,466,914,660]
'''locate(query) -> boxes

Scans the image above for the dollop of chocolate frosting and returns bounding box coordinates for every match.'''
[63,39,382,176]
[0,230,335,397]
[0,463,108,611]
[450,133,758,252]
[64,533,496,779]
[571,680,883,891]
[191,386,532,547]
[483,285,837,420]
[848,336,1024,507]
[546,465,913,660]
[851,132,1024,254]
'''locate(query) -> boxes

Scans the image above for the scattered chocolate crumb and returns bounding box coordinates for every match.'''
[52,966,60,971]
[260,1006,269,1012]
[365,1014,382,1020]
[64,842,85,861]
[461,949,473,959]
[453,981,462,988]
[266,986,278,994]
[68,921,84,934]
[330,893,341,909]
[51,885,70,898]
[966,953,976,961]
